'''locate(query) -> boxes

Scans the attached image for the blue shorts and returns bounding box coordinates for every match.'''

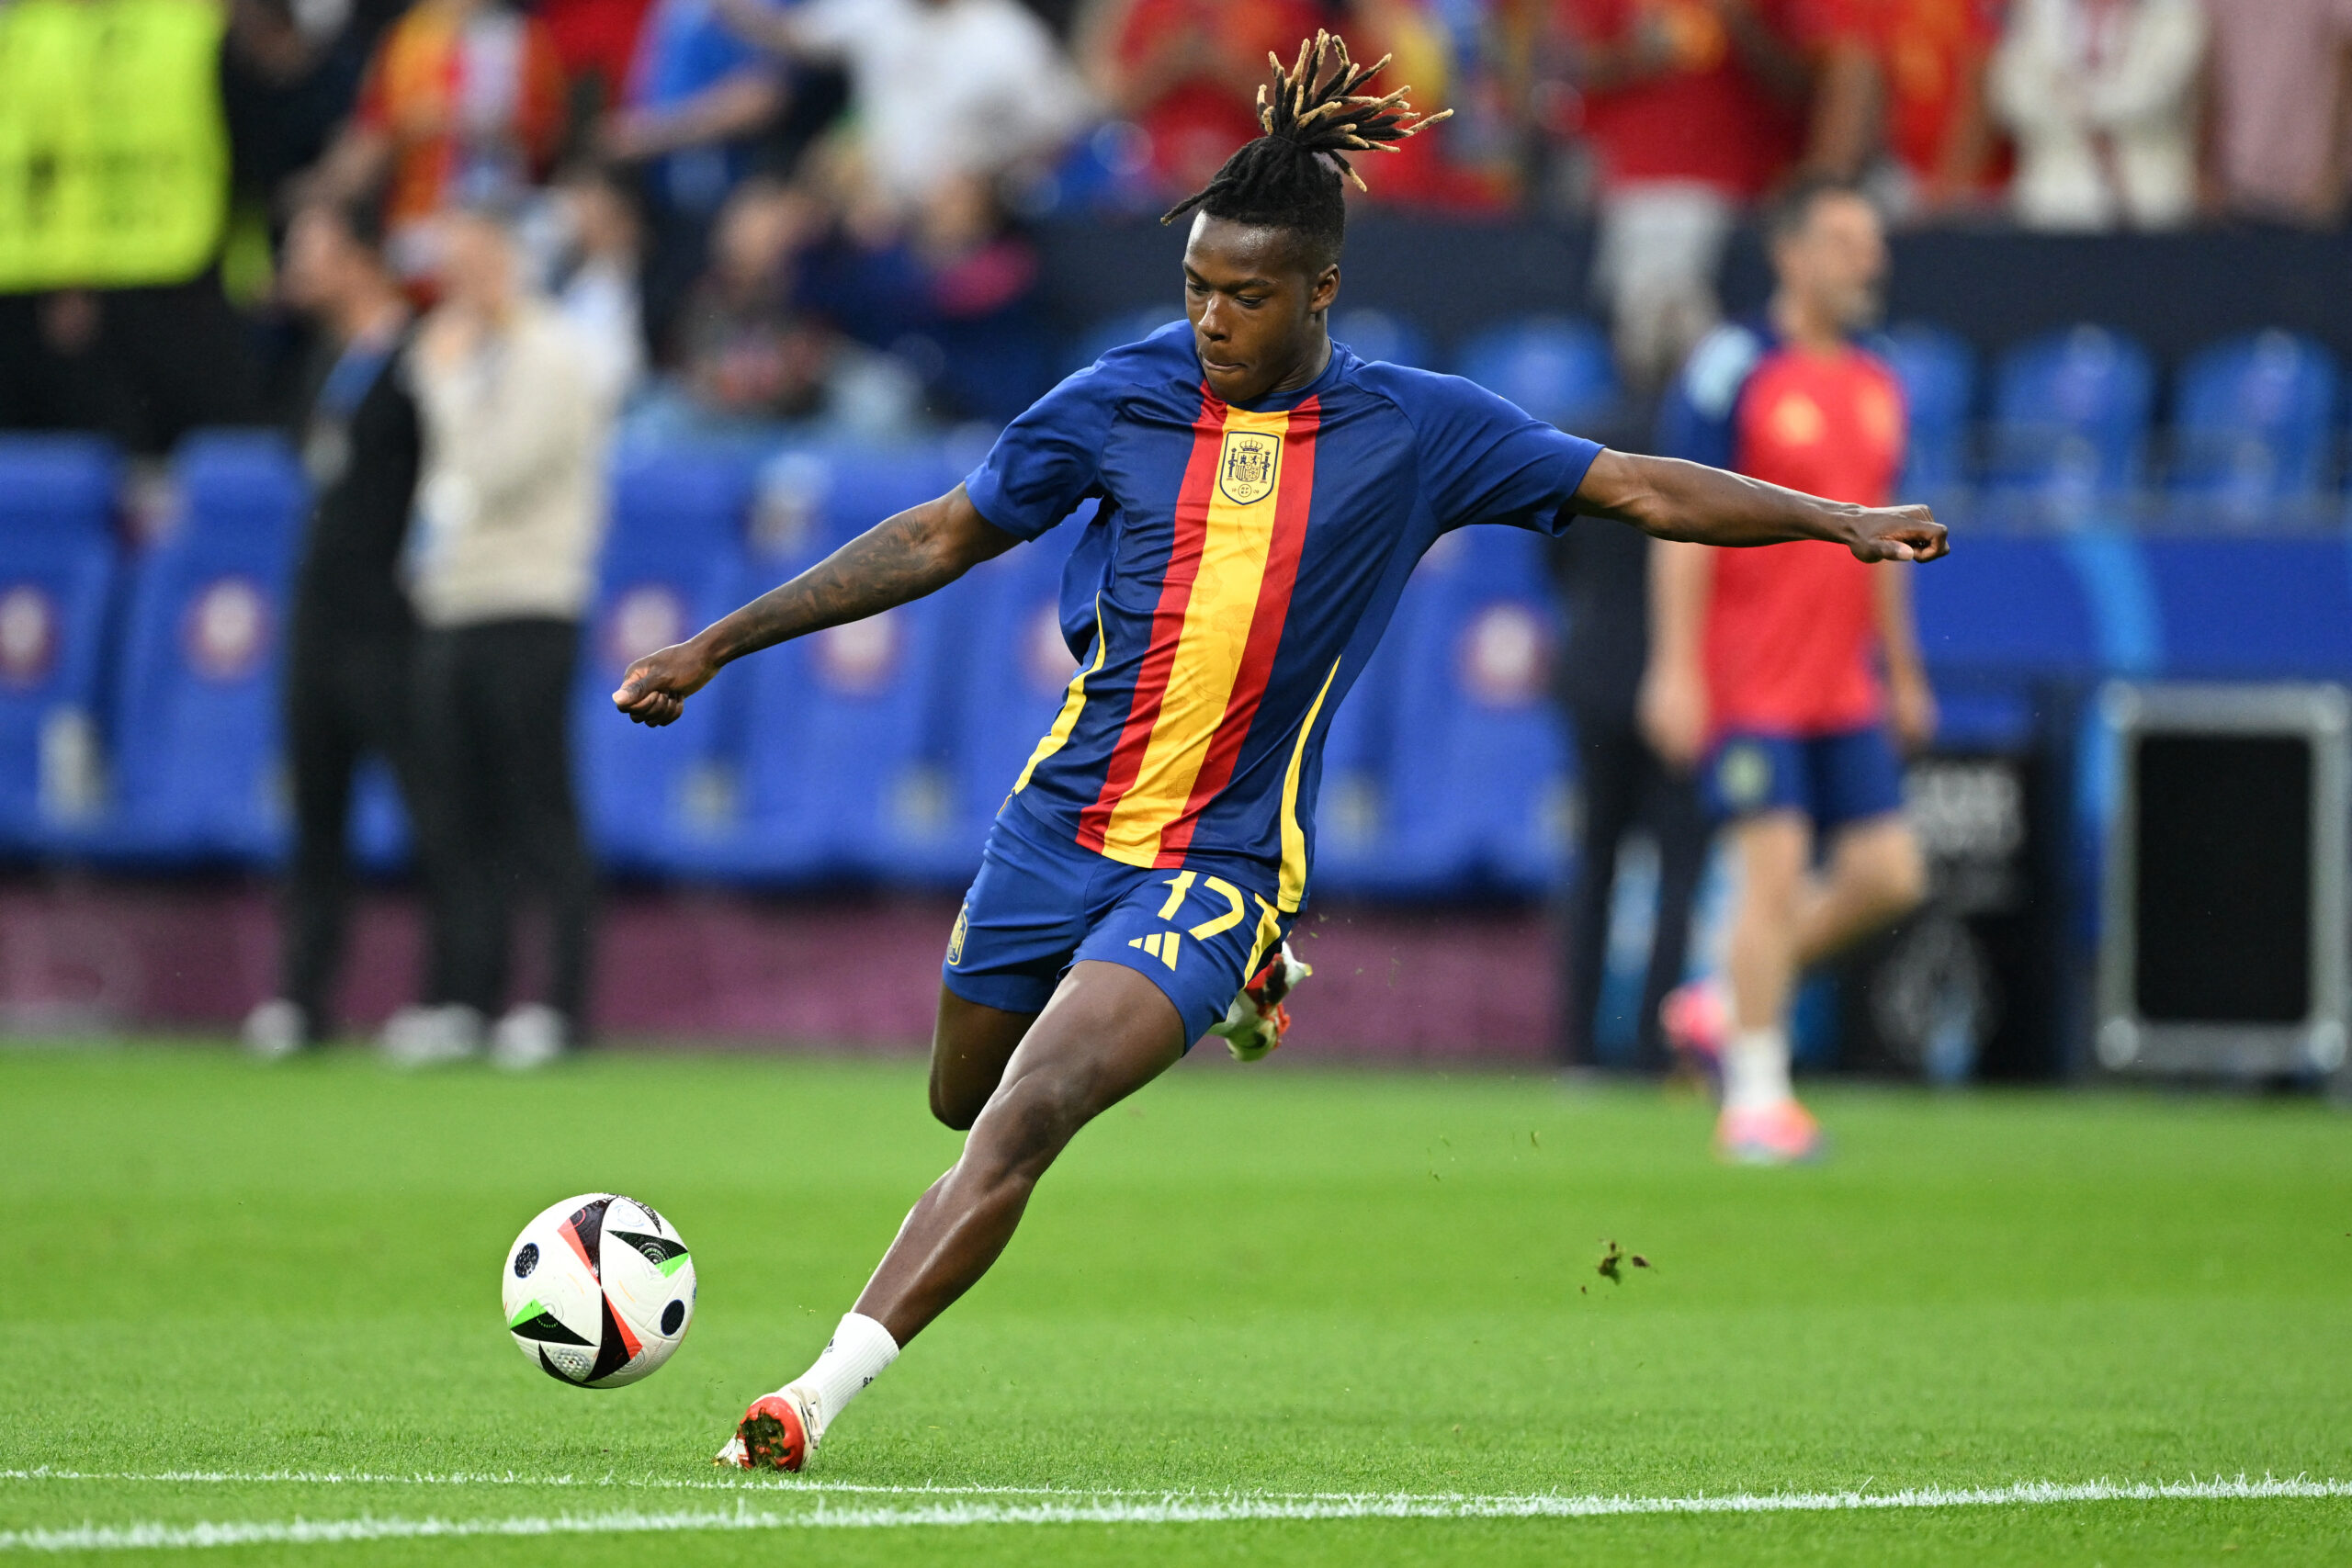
[1704,726,1906,833]
[942,799,1294,1048]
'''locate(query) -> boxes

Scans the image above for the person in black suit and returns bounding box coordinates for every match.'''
[243,198,430,1056]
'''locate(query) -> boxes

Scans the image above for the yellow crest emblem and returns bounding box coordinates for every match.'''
[1217,430,1282,506]
[945,904,969,966]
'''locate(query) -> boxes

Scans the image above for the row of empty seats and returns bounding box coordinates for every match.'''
[9,414,2352,895]
[1088,310,2352,529]
[0,434,1570,896]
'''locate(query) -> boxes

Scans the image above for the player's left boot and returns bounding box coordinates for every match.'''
[715,1387,815,1472]
[1210,942,1312,1062]
[1660,976,1731,1097]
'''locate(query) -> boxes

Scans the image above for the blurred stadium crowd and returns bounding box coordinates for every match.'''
[3,0,2350,448]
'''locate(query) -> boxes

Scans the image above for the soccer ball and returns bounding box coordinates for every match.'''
[502,1193,696,1388]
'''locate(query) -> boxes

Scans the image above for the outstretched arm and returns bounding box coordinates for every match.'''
[1574,448,1949,562]
[613,483,1018,727]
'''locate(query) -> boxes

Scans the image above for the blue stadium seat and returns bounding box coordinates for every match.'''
[1377,526,1570,897]
[2167,331,2338,527]
[1454,316,1620,434]
[1304,592,1416,897]
[0,436,121,852]
[0,433,119,534]
[106,432,306,863]
[728,585,964,884]
[748,442,961,562]
[1332,307,1435,369]
[945,516,1088,848]
[1878,321,1976,505]
[701,445,973,885]
[1984,326,2155,521]
[573,451,756,875]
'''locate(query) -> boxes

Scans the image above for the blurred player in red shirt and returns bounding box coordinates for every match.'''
[1640,178,1933,1162]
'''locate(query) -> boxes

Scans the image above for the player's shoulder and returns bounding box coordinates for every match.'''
[1347,357,1524,428]
[1676,321,1770,421]
[1022,319,1195,426]
[1087,319,1198,380]
[1045,319,1199,409]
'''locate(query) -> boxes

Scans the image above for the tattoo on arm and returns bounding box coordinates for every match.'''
[704,493,1007,667]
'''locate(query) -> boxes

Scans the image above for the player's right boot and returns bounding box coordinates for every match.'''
[1210,942,1312,1062]
[715,1387,815,1472]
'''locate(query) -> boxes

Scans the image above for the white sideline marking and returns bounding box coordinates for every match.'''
[2,1476,2346,1551]
[0,1469,1099,1497]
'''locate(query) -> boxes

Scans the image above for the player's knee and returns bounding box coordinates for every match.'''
[974,1067,1091,1174]
[1890,841,1929,915]
[1872,832,1929,919]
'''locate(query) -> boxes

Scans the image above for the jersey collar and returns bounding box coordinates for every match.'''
[1204,340,1353,413]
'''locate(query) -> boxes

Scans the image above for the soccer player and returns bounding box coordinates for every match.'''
[1642,177,1938,1165]
[614,37,1947,1470]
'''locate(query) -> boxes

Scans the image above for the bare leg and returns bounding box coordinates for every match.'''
[928,987,1035,1131]
[855,961,1184,1346]
[1724,810,1812,1032]
[1792,815,1928,967]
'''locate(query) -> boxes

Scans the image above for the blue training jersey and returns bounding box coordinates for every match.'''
[963,321,1602,912]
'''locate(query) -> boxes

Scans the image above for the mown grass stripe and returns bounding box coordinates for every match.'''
[3,1476,2346,1551]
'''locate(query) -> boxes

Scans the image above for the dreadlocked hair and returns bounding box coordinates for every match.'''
[1159,30,1451,268]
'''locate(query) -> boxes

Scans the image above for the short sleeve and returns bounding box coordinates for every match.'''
[1398,370,1603,536]
[1655,322,1761,468]
[962,361,1118,541]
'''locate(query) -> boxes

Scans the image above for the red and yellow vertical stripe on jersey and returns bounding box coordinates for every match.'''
[1077,392,1321,868]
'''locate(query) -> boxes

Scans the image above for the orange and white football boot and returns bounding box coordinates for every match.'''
[715,1387,815,1472]
[1210,942,1312,1062]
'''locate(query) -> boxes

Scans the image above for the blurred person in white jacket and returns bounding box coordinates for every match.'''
[711,0,1091,217]
[529,164,648,410]
[1989,0,2206,230]
[387,201,616,1070]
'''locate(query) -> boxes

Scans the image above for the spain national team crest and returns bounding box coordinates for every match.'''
[1217,430,1281,506]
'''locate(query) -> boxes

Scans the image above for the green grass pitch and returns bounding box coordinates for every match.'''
[5,1042,2351,1564]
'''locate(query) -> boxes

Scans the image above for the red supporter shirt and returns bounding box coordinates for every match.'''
[1658,323,1906,737]
[356,3,570,238]
[1554,0,1815,197]
[537,0,654,109]
[1113,0,1323,198]
[1814,0,2002,189]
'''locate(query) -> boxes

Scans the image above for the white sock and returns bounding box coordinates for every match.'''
[1723,1026,1794,1112]
[785,1313,899,1442]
